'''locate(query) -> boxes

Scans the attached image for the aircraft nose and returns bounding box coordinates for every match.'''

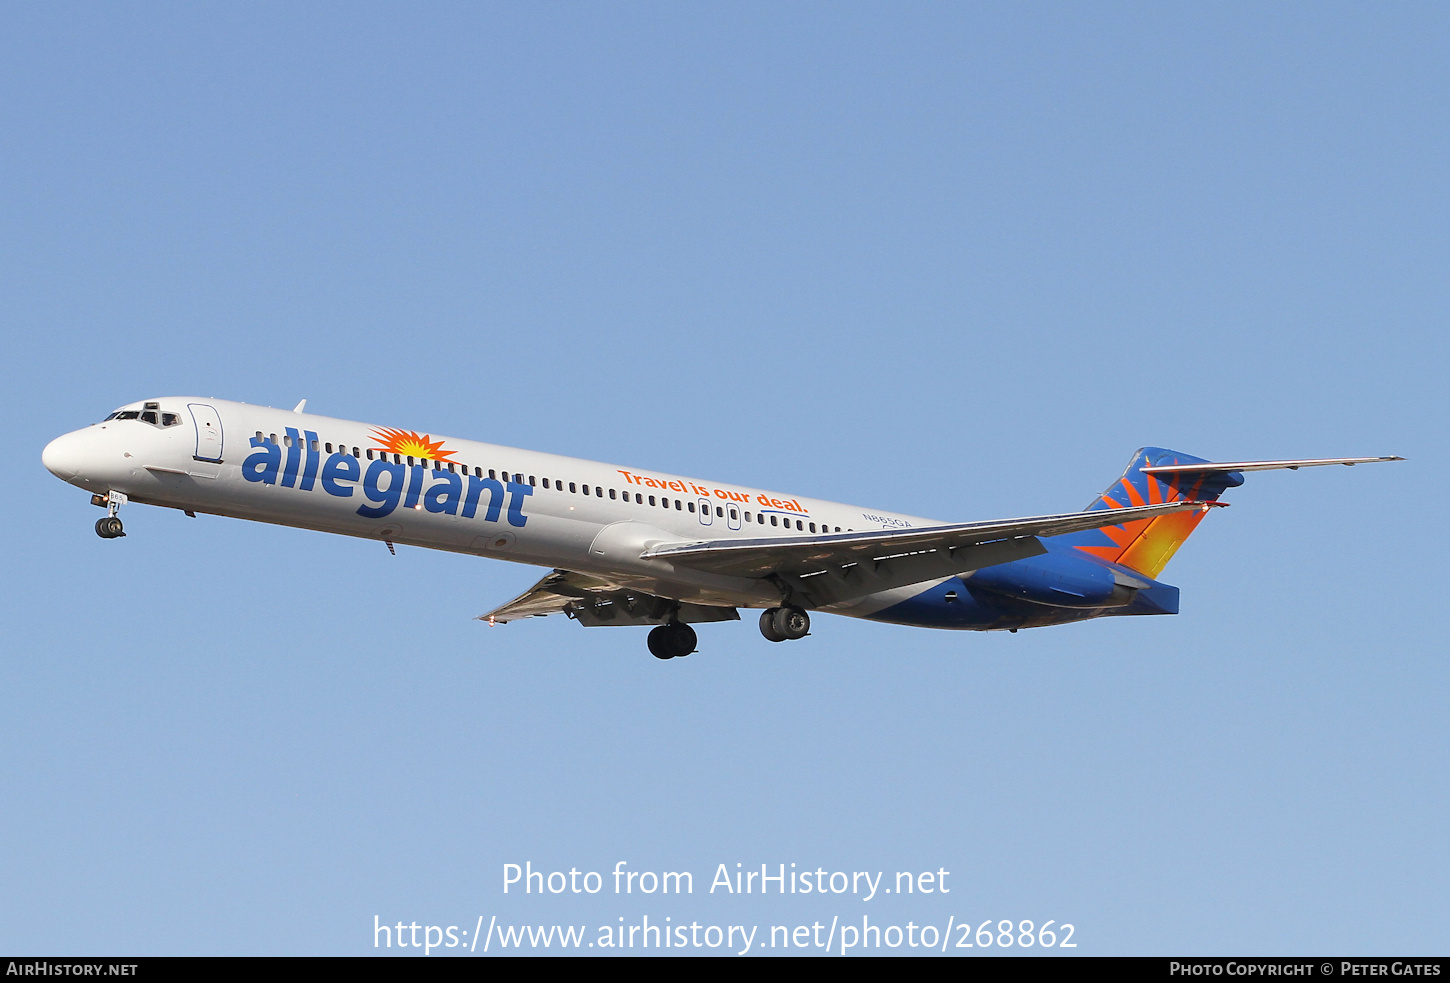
[42,431,86,481]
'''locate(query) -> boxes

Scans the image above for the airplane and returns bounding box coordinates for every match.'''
[42,397,1402,659]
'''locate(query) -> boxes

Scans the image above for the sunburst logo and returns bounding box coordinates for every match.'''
[1073,454,1211,578]
[370,427,457,462]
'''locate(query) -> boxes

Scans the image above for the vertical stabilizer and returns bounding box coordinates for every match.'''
[1053,447,1242,578]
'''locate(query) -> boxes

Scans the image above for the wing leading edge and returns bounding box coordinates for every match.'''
[641,499,1222,608]
[479,501,1219,622]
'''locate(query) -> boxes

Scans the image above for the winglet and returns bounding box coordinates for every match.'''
[292,399,307,413]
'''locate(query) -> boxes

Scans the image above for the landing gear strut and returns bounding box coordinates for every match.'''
[94,491,127,539]
[647,622,697,660]
[759,606,809,643]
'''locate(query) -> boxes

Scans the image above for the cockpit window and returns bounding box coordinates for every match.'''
[103,407,183,426]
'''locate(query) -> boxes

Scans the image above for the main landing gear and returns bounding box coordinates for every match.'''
[93,490,127,539]
[759,606,810,643]
[647,623,697,660]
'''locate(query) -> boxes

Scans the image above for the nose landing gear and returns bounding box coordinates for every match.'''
[759,606,810,643]
[93,490,128,539]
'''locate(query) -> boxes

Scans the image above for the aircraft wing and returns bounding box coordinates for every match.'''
[477,569,739,627]
[477,569,626,623]
[640,499,1221,607]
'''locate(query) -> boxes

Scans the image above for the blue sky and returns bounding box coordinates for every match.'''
[2,2,1445,955]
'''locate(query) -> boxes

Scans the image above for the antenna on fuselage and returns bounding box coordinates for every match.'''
[292,399,307,413]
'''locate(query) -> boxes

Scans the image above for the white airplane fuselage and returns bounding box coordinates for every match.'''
[50,396,1383,656]
[41,397,934,618]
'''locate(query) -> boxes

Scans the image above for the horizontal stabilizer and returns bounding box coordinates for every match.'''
[1143,456,1403,476]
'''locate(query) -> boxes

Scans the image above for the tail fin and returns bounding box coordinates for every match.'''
[1055,447,1242,578]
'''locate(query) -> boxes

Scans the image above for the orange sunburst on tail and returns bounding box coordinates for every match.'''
[1116,508,1210,577]
[370,427,457,462]
[1062,448,1229,579]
